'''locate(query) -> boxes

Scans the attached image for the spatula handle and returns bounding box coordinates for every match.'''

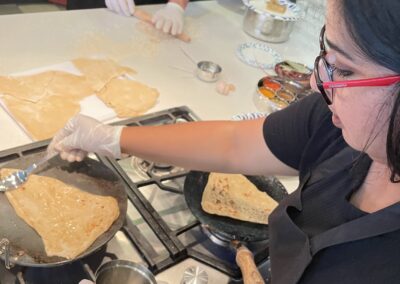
[236,246,265,284]
[25,153,57,175]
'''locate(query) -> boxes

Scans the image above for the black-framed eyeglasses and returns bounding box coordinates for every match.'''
[314,25,400,105]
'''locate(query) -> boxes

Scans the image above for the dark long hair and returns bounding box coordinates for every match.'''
[340,0,400,182]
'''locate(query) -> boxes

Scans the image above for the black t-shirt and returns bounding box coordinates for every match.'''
[263,93,400,283]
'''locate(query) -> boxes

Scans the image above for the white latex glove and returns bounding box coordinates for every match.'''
[152,2,185,36]
[105,0,135,16]
[78,280,94,284]
[47,114,123,162]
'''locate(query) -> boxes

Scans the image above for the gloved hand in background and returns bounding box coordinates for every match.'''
[79,280,94,284]
[105,0,135,16]
[152,2,185,36]
[47,114,123,162]
[106,0,187,36]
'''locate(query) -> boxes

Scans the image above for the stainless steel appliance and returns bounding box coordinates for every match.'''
[0,106,275,284]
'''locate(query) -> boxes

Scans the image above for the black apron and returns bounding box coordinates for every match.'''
[268,147,400,284]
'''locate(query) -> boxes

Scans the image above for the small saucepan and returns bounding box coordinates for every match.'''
[95,260,157,284]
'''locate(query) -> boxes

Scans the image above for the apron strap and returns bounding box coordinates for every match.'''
[310,206,400,255]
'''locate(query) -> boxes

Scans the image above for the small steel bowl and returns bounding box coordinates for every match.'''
[95,260,156,284]
[196,61,222,82]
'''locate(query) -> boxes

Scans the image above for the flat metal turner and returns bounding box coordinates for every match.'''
[0,154,57,192]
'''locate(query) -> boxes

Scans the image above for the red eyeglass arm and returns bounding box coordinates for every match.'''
[323,75,400,89]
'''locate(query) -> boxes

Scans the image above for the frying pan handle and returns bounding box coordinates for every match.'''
[236,246,265,284]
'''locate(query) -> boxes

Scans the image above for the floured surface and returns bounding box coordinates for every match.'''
[201,173,278,224]
[2,168,120,260]
[97,77,159,117]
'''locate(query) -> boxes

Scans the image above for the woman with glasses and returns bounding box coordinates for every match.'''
[49,0,400,283]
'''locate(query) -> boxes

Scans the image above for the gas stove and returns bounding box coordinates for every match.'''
[0,106,272,284]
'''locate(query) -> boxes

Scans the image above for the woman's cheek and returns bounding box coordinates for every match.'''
[310,73,318,92]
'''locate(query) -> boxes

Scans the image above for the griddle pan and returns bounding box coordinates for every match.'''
[0,154,127,267]
[184,171,288,242]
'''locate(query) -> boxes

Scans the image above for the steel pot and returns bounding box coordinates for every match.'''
[243,7,296,43]
[95,260,157,284]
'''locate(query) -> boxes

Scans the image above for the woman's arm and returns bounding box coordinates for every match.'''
[121,118,298,176]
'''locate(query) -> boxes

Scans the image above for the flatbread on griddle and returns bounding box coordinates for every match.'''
[1,168,120,260]
[201,173,278,224]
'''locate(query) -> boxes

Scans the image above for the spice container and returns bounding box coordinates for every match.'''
[253,76,305,113]
[274,60,313,87]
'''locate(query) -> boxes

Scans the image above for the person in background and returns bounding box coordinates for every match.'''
[67,0,188,36]
[50,0,400,282]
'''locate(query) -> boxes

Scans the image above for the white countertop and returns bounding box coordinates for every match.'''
[0,0,318,190]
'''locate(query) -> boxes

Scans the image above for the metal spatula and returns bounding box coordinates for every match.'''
[0,154,57,192]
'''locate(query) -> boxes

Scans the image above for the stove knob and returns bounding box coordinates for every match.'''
[181,266,208,284]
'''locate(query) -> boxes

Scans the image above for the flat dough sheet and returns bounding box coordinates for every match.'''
[73,58,137,91]
[1,168,120,260]
[0,71,95,103]
[43,71,94,100]
[1,94,80,140]
[0,58,157,139]
[97,77,159,117]
[0,71,55,103]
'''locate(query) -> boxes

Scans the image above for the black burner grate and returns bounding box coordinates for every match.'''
[0,106,270,283]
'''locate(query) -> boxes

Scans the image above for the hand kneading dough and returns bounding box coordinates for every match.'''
[201,173,278,224]
[1,168,120,260]
[97,77,159,118]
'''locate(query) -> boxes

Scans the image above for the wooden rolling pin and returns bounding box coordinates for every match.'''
[134,8,191,43]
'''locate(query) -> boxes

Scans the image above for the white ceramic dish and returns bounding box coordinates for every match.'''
[236,42,282,69]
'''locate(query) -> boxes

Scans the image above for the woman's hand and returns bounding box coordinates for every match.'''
[152,2,185,36]
[79,280,94,284]
[47,114,123,162]
[105,0,135,16]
